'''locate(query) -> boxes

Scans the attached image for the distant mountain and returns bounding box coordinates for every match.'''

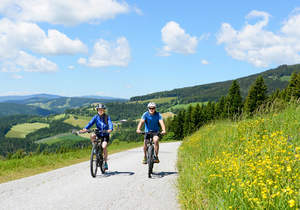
[130,64,300,103]
[0,103,54,117]
[0,95,128,117]
[0,94,61,103]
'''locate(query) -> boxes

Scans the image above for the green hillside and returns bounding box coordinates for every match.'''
[0,97,127,117]
[0,103,54,117]
[177,104,300,209]
[130,64,300,103]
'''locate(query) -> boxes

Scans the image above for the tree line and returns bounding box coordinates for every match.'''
[167,72,300,140]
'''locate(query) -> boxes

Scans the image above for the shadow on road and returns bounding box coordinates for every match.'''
[97,171,135,178]
[151,171,178,179]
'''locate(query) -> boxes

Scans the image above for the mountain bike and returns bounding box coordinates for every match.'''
[73,128,107,177]
[140,131,161,178]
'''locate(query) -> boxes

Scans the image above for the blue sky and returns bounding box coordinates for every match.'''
[0,0,300,99]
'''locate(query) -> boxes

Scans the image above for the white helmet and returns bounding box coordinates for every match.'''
[147,102,156,108]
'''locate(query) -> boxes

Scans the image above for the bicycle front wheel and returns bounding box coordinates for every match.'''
[90,144,98,177]
[147,145,154,178]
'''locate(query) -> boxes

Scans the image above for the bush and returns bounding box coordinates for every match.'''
[161,132,175,141]
[112,139,120,145]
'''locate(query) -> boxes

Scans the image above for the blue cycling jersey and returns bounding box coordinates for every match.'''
[85,114,113,136]
[142,111,162,132]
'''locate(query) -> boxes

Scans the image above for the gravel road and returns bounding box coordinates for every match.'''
[0,142,181,210]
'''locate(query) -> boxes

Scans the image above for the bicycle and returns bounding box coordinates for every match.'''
[73,128,107,177]
[139,131,161,178]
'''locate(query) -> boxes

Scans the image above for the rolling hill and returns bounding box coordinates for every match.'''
[0,94,127,117]
[130,64,300,103]
[0,103,54,117]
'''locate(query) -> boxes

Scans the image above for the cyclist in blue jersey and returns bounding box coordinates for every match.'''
[80,104,113,170]
[136,102,166,164]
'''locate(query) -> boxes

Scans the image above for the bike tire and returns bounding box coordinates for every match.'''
[99,148,105,174]
[90,144,98,178]
[147,145,154,178]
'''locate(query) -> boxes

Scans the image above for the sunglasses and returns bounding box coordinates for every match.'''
[148,107,156,110]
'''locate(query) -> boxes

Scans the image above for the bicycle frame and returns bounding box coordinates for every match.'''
[90,136,106,177]
[72,128,108,177]
[141,131,160,178]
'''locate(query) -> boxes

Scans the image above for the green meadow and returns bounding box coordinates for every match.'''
[5,122,49,138]
[36,133,87,145]
[63,115,90,128]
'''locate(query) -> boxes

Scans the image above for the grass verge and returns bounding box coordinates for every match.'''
[177,104,300,209]
[0,141,143,184]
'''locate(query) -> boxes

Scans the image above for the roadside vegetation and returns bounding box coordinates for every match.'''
[172,72,300,209]
[177,104,299,209]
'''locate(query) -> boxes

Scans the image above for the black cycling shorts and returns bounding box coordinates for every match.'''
[96,134,110,143]
[144,133,159,142]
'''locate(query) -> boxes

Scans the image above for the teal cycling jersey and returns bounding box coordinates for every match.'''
[142,111,162,132]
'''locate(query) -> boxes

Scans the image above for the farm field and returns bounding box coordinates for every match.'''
[129,97,177,104]
[177,104,300,209]
[36,133,88,145]
[168,101,207,111]
[5,123,49,138]
[64,115,90,128]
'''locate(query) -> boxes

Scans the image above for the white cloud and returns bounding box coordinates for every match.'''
[0,18,87,72]
[11,74,23,80]
[15,51,58,72]
[0,0,130,25]
[0,18,87,56]
[77,58,87,65]
[159,21,198,56]
[68,65,75,70]
[217,10,300,67]
[79,37,130,67]
[201,59,209,65]
[1,51,58,73]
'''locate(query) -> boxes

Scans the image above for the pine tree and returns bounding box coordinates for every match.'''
[174,110,185,139]
[191,103,201,132]
[244,76,267,114]
[215,96,224,119]
[296,73,300,98]
[285,72,300,101]
[183,105,193,136]
[226,80,243,118]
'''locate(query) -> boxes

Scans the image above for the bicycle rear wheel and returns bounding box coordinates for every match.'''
[90,144,98,177]
[99,148,105,174]
[147,145,154,178]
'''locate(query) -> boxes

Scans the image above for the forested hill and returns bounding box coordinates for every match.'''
[0,96,127,117]
[0,103,54,117]
[130,64,300,103]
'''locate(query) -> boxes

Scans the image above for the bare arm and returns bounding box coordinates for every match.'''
[159,119,166,134]
[136,119,145,133]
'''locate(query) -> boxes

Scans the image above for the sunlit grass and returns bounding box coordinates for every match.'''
[177,104,300,209]
[64,115,90,128]
[5,122,49,138]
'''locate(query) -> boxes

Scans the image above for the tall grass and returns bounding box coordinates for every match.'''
[0,141,143,183]
[177,104,300,209]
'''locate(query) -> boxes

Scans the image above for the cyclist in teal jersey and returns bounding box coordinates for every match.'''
[136,102,166,164]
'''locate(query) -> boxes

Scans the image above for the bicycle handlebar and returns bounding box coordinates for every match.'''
[138,131,163,136]
[72,128,108,135]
